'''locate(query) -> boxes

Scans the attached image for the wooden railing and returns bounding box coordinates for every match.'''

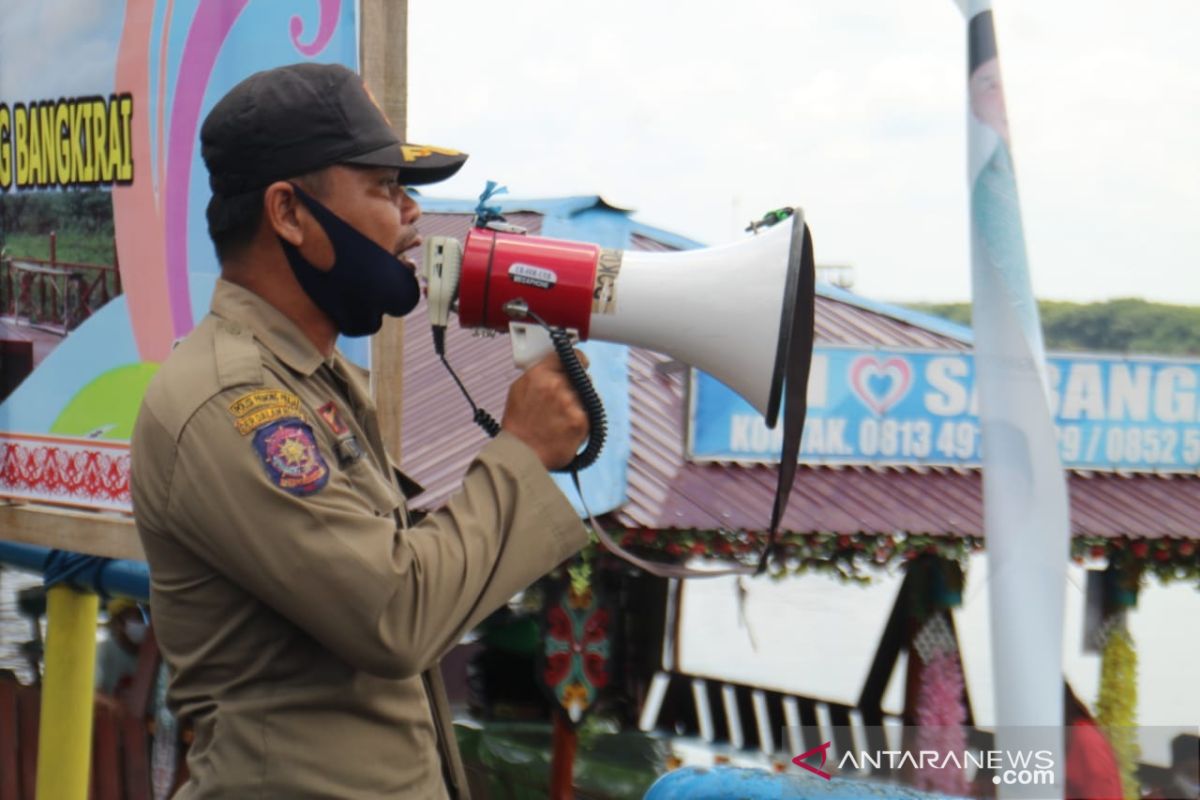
[0,233,122,334]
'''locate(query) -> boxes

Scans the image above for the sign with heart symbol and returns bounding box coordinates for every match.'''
[849,355,913,415]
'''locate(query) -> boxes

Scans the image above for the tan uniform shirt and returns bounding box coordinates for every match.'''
[131,279,587,798]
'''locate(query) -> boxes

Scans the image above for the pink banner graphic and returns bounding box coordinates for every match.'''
[849,355,913,415]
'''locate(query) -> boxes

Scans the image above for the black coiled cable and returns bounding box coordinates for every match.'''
[543,324,606,473]
[434,326,502,436]
[473,407,501,438]
[432,318,607,473]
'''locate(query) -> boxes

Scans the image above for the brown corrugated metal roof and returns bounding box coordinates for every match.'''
[816,295,969,349]
[401,210,1199,540]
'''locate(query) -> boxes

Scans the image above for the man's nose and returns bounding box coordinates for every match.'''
[401,191,421,225]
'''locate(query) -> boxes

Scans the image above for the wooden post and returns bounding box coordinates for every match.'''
[17,685,38,799]
[0,676,20,800]
[359,0,409,458]
[549,712,577,800]
[92,698,124,800]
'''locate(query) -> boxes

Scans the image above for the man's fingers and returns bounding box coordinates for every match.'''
[504,348,594,469]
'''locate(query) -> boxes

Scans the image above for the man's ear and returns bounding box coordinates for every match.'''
[263,181,304,246]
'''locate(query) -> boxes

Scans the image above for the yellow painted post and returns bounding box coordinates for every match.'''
[35,585,99,800]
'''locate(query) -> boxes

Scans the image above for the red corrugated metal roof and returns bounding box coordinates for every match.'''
[401,211,1199,540]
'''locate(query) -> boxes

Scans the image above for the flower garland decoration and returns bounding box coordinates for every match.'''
[1073,535,1198,587]
[1095,617,1140,800]
[600,528,1198,587]
[608,529,984,583]
[911,614,969,797]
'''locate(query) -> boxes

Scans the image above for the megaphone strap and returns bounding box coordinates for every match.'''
[569,471,760,580]
[756,221,817,576]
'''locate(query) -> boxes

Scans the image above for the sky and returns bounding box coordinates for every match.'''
[407,1,1199,305]
[0,2,123,99]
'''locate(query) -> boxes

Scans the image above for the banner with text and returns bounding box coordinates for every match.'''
[0,0,358,511]
[688,346,1200,471]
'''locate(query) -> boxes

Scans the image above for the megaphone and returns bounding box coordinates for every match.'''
[423,208,813,429]
[422,208,815,576]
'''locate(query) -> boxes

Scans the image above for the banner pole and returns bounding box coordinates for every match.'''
[953,2,1071,796]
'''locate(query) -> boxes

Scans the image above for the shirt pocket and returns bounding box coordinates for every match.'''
[341,455,404,520]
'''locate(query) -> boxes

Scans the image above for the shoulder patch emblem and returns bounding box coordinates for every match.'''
[316,401,350,436]
[229,389,303,435]
[252,419,329,496]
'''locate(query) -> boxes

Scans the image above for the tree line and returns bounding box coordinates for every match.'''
[905,300,1200,356]
[0,188,114,237]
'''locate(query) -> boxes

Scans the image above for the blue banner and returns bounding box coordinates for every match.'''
[688,346,1200,471]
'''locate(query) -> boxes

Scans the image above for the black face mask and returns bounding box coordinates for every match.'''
[278,184,420,337]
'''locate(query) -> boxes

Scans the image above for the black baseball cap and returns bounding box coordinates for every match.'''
[201,62,467,196]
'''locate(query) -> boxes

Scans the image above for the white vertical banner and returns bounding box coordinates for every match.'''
[955,2,1071,796]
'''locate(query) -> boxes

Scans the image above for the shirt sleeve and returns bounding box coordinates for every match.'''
[162,390,587,679]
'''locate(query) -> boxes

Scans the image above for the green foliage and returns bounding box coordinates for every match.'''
[1,188,115,264]
[904,300,1200,356]
[1,189,118,320]
[909,302,973,327]
[1,188,114,236]
[3,232,114,266]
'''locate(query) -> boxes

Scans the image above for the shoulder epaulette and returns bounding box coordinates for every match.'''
[213,320,264,389]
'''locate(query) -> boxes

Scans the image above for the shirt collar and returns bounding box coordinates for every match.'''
[210,278,325,376]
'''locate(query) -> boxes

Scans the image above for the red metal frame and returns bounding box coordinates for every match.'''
[0,233,121,333]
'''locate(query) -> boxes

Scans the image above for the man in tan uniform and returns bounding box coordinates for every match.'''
[131,62,590,798]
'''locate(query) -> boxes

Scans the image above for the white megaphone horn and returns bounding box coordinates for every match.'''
[423,208,813,429]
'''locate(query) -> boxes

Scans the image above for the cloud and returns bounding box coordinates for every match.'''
[413,1,1198,303]
[0,0,123,99]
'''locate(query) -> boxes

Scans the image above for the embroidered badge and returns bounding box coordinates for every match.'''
[252,419,329,496]
[316,401,350,436]
[229,389,303,435]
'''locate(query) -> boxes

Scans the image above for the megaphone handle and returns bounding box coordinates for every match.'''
[509,323,556,369]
